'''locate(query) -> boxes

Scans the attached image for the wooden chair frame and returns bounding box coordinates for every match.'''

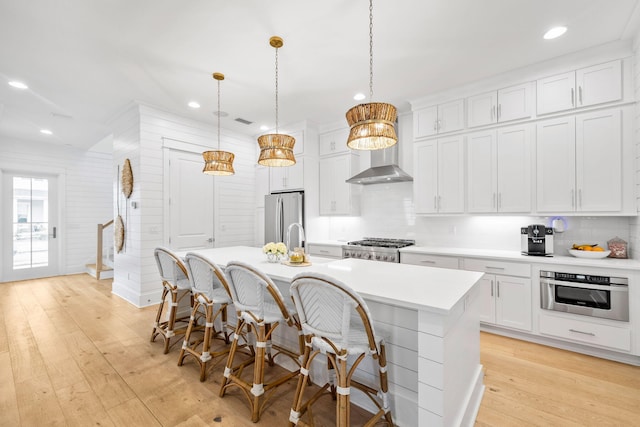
[219,261,304,423]
[288,273,393,427]
[150,247,194,354]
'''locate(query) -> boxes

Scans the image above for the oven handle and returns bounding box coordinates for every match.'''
[540,279,628,292]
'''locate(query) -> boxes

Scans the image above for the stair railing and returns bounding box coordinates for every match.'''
[97,219,114,277]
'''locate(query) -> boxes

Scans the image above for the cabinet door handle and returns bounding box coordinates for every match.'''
[433,121,438,131]
[434,196,437,210]
[490,280,494,297]
[569,329,595,336]
[438,195,442,211]
[319,250,330,254]
[496,281,500,298]
[578,86,583,105]
[493,193,496,209]
[497,104,501,120]
[438,119,442,131]
[571,88,575,106]
[420,260,436,264]
[486,266,505,270]
[492,105,496,120]
[498,193,502,210]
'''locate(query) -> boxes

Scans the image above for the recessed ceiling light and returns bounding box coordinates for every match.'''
[543,26,567,40]
[260,125,269,131]
[8,81,28,89]
[40,129,52,135]
[353,93,366,101]
[188,101,201,109]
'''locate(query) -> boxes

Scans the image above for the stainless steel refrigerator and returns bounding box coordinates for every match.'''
[264,191,304,247]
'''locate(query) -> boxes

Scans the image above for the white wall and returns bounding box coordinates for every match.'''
[111,103,256,307]
[0,138,112,279]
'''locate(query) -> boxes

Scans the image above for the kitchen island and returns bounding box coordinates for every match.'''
[181,246,485,427]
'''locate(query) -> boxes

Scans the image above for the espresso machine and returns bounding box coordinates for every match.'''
[521,224,554,256]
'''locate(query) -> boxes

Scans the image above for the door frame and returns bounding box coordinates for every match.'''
[0,164,65,282]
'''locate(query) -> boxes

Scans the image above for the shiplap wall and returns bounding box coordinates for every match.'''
[0,138,112,279]
[111,103,256,307]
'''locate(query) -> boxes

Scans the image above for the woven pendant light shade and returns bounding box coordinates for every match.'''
[258,36,296,167]
[257,133,296,167]
[345,0,398,151]
[203,150,235,175]
[346,102,397,150]
[203,72,235,176]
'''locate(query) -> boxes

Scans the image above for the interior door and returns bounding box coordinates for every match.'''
[2,172,59,281]
[168,150,215,251]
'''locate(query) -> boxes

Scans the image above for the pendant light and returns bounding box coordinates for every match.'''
[257,36,296,167]
[203,72,235,176]
[345,0,397,150]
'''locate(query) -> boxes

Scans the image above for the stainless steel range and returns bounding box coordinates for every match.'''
[342,238,415,263]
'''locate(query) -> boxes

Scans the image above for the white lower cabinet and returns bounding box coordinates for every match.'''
[539,312,631,352]
[306,243,342,259]
[463,258,532,332]
[400,252,460,269]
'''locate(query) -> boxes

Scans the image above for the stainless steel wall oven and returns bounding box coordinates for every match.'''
[540,270,629,322]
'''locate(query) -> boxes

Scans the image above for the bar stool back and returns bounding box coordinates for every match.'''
[178,252,233,381]
[288,272,393,426]
[219,261,303,423]
[151,247,193,354]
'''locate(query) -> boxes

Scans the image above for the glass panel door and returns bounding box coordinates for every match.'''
[3,172,59,281]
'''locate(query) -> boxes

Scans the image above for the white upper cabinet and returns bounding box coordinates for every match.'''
[414,135,465,214]
[319,153,360,215]
[413,99,464,138]
[466,124,532,213]
[536,110,622,213]
[467,82,533,128]
[537,60,622,115]
[270,157,304,192]
[319,127,350,156]
[289,130,305,156]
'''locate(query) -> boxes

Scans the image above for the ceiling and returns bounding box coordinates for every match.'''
[1,0,639,151]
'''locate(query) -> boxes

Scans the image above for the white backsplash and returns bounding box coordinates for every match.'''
[308,182,633,257]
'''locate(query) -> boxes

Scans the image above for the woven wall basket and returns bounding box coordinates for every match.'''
[122,158,133,199]
[115,215,125,253]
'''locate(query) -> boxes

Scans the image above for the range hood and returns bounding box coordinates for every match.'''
[346,143,413,185]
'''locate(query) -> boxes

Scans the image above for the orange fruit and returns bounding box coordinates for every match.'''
[592,246,604,252]
[583,246,593,251]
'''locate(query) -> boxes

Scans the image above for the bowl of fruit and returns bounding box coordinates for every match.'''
[568,244,611,259]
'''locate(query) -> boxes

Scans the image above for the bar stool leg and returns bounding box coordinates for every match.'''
[336,353,349,427]
[164,288,179,354]
[199,302,214,381]
[250,322,267,423]
[378,343,393,426]
[289,335,313,426]
[219,318,247,397]
[177,299,201,367]
[151,285,169,342]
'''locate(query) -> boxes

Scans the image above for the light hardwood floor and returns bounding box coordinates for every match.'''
[0,274,638,426]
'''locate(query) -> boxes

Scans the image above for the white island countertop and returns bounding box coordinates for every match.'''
[182,246,484,314]
[182,246,485,426]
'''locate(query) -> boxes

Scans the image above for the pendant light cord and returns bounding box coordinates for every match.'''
[369,0,374,102]
[275,46,279,134]
[217,78,221,150]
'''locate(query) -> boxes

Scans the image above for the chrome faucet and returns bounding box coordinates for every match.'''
[286,222,305,255]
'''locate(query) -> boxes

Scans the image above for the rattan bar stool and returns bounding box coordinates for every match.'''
[288,272,393,427]
[219,261,304,423]
[150,247,193,354]
[178,252,234,381]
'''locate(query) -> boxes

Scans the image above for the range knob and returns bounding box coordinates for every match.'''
[356,253,362,258]
[364,253,372,260]
[344,251,350,258]
[375,254,381,260]
[382,255,388,261]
